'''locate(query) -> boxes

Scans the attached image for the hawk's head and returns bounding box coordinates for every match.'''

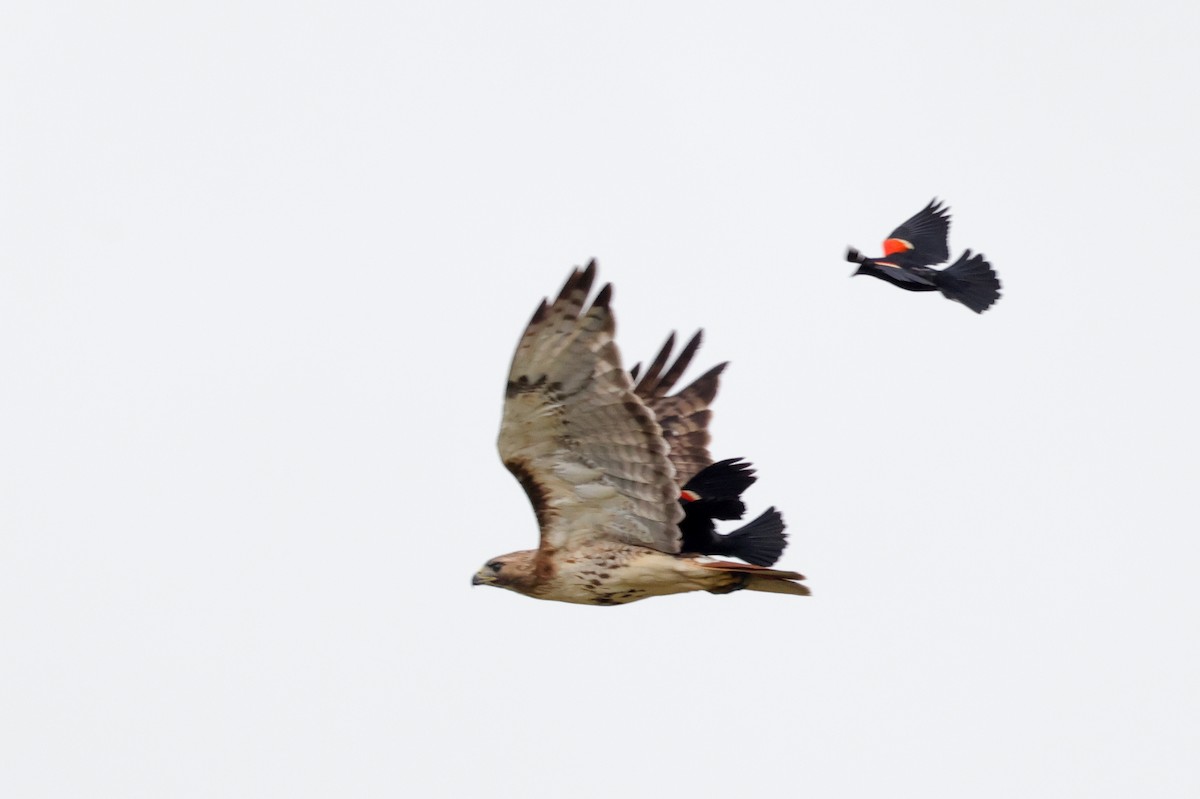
[471,550,539,595]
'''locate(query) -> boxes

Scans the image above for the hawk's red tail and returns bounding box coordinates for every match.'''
[699,560,810,596]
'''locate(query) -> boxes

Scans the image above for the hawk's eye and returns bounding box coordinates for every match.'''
[488,562,502,573]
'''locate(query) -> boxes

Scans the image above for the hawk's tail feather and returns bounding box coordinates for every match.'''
[721,507,788,567]
[936,250,1001,313]
[743,575,811,596]
[699,559,809,597]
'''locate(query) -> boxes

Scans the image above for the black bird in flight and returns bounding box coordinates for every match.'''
[845,199,1001,313]
[677,458,786,567]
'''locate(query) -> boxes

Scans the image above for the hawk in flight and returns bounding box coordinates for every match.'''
[845,199,1002,313]
[472,262,808,605]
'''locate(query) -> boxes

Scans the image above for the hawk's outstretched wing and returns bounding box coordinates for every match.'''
[885,199,952,267]
[629,331,724,486]
[498,262,683,555]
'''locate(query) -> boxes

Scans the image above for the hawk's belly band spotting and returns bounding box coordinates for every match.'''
[475,542,797,606]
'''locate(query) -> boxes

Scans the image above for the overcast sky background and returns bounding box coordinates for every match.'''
[3,1,1198,797]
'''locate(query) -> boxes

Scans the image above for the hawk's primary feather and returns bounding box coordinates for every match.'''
[629,331,725,486]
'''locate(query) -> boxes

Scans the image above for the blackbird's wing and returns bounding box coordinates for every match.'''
[884,199,951,267]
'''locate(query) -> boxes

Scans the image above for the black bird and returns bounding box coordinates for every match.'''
[677,458,787,567]
[846,199,1001,313]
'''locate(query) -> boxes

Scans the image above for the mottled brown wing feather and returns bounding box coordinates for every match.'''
[631,331,726,485]
[498,262,684,554]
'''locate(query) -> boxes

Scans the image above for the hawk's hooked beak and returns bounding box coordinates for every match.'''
[471,572,484,586]
[471,570,493,587]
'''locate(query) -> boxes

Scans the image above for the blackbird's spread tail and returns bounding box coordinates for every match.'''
[845,246,867,264]
[936,250,1001,313]
[720,507,788,567]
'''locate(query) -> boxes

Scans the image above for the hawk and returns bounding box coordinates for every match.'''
[845,199,1002,313]
[472,261,808,605]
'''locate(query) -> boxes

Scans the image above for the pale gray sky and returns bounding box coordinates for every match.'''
[3,1,1198,797]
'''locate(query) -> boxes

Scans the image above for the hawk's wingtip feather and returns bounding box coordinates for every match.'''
[592,282,613,309]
